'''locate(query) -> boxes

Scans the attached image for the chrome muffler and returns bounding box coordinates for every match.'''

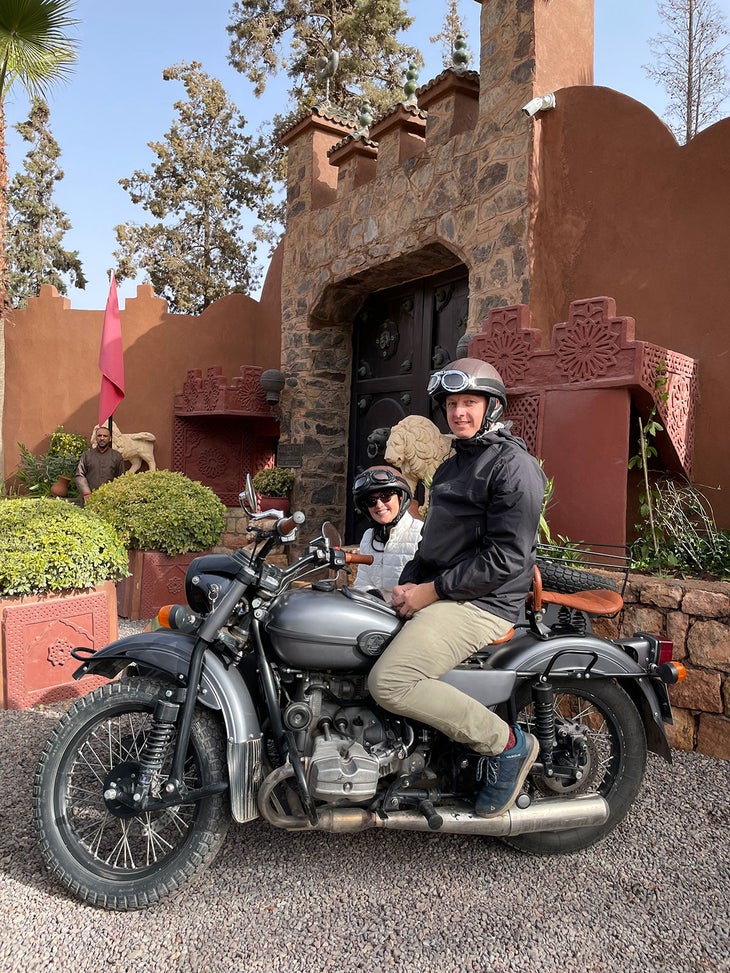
[257,764,609,836]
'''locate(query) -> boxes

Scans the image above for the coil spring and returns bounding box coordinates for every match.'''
[137,720,176,787]
[531,682,556,757]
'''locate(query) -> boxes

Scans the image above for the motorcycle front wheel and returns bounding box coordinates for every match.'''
[506,678,646,855]
[34,677,230,910]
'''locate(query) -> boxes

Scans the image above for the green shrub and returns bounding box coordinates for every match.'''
[632,479,730,580]
[86,470,226,557]
[15,425,89,498]
[0,498,128,596]
[252,466,295,497]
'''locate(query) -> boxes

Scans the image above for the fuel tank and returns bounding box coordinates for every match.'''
[265,584,403,671]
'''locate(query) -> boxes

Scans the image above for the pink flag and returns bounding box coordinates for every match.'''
[98,273,125,426]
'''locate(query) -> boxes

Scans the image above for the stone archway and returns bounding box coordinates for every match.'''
[295,244,468,539]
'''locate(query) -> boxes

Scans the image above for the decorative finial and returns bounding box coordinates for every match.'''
[402,63,419,107]
[452,34,470,73]
[356,100,373,135]
[315,47,339,105]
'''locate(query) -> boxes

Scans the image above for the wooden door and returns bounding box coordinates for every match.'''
[347,268,468,540]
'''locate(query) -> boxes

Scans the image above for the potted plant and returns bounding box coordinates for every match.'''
[86,470,227,620]
[0,497,128,708]
[252,466,295,513]
[15,426,89,499]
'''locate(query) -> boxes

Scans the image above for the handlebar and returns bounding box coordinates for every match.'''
[277,511,306,536]
[344,551,373,565]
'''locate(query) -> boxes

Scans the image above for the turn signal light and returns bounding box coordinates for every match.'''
[156,604,201,633]
[156,605,176,629]
[656,661,687,684]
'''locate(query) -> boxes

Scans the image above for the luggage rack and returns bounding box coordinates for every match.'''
[536,541,631,597]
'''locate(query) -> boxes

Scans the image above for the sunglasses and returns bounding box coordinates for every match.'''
[365,490,398,508]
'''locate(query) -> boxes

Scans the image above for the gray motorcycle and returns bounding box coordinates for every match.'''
[34,476,685,910]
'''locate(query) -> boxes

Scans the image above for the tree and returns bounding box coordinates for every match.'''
[113,61,276,315]
[7,97,86,307]
[226,0,422,122]
[429,0,471,70]
[0,0,78,479]
[644,0,729,143]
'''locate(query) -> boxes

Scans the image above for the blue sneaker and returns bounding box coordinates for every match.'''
[475,725,539,818]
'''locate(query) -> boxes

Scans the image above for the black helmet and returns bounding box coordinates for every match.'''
[427,357,507,426]
[352,465,412,528]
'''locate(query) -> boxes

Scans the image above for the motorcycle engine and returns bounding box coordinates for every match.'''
[281,672,428,804]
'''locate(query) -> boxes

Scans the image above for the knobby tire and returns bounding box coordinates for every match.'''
[33,677,230,910]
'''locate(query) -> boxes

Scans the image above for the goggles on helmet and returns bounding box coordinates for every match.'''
[353,468,403,494]
[426,369,472,396]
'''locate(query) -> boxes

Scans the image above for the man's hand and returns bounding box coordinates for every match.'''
[391,581,438,619]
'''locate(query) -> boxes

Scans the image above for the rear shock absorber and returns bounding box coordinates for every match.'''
[133,699,180,803]
[531,680,556,777]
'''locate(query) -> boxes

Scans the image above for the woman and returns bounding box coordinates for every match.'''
[352,465,423,602]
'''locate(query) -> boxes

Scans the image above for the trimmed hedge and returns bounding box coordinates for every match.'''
[86,470,226,557]
[0,498,128,596]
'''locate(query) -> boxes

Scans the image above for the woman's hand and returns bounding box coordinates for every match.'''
[391,581,438,619]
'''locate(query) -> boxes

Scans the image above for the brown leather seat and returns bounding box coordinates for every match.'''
[531,565,623,617]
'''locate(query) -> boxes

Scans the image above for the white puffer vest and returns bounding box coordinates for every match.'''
[355,511,423,601]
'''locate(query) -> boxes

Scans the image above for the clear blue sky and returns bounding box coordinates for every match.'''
[4,0,714,311]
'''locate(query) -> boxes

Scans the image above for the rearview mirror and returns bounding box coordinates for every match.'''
[239,474,258,516]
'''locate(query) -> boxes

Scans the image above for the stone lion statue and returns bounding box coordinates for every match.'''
[91,424,157,473]
[384,415,452,503]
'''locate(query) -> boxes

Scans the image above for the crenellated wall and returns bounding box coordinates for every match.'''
[276,0,595,525]
[273,0,729,539]
[4,245,283,480]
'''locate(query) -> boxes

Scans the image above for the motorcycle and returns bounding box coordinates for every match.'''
[34,476,686,911]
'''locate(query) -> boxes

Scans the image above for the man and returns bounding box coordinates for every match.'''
[368,358,547,817]
[75,425,126,501]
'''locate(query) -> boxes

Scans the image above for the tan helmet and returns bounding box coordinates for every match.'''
[427,357,507,425]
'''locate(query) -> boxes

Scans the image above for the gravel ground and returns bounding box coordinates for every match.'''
[1,629,727,973]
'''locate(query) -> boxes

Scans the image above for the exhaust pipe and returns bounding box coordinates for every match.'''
[258,764,609,836]
[373,794,609,836]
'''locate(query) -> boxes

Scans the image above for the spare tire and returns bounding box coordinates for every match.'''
[536,558,619,595]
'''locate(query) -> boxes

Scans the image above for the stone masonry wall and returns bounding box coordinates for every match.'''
[594,575,730,760]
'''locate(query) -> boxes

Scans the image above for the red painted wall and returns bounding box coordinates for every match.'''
[4,245,283,480]
[531,87,730,525]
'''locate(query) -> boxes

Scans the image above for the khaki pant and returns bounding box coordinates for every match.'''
[368,601,513,755]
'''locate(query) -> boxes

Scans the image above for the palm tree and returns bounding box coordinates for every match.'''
[0,0,78,480]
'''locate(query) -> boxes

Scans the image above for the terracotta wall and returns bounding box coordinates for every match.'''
[4,245,283,479]
[531,87,730,526]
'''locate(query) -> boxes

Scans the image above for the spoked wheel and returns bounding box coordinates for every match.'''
[505,678,646,854]
[34,678,230,910]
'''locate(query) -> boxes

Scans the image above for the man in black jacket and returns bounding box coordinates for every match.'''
[368,358,547,817]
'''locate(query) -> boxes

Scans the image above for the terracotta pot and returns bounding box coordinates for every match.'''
[258,496,290,515]
[116,549,211,620]
[49,475,72,498]
[0,582,117,709]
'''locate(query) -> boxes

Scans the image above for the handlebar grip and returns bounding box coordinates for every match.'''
[345,552,374,565]
[277,511,305,536]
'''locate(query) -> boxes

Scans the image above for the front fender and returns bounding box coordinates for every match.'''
[74,630,261,746]
[486,632,671,760]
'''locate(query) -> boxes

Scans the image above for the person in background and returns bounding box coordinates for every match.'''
[352,466,423,602]
[75,425,125,502]
[368,358,547,818]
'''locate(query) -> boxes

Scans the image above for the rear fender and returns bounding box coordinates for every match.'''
[74,630,261,746]
[485,632,672,761]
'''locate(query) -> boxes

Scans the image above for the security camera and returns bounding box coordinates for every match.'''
[521,93,556,118]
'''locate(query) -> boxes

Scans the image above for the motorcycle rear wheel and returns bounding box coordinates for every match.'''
[33,677,230,910]
[505,678,646,854]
